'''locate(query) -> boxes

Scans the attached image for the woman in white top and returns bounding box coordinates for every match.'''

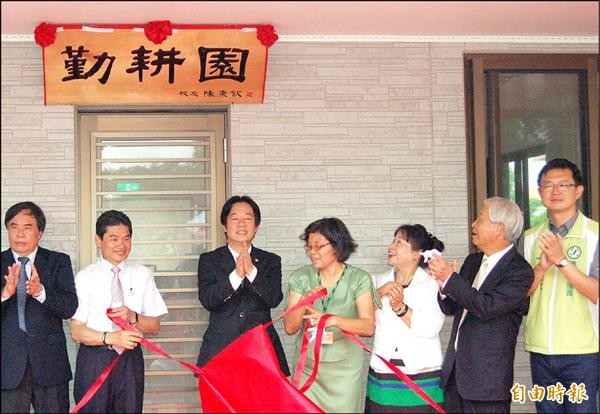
[365,224,446,413]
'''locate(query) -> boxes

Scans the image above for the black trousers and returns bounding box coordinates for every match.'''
[74,344,144,413]
[444,366,511,413]
[0,358,70,413]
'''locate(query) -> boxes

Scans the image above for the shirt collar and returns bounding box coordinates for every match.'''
[549,211,579,237]
[227,244,252,259]
[483,243,513,274]
[12,247,38,265]
[99,256,125,272]
[385,266,429,287]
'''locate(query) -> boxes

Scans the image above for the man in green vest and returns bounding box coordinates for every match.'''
[524,158,598,413]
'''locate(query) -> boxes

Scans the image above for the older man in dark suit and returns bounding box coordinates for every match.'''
[196,195,289,383]
[1,201,78,413]
[428,197,534,413]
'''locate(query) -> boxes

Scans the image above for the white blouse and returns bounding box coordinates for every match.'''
[370,267,445,375]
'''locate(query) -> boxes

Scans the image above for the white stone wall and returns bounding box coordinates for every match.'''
[2,39,596,412]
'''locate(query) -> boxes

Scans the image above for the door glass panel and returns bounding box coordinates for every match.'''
[80,113,226,412]
[490,71,588,228]
[95,135,213,267]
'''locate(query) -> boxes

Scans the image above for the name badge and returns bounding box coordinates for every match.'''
[322,330,333,345]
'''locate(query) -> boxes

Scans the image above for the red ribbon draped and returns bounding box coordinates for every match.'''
[340,330,445,413]
[291,313,445,413]
[70,354,121,414]
[71,289,443,413]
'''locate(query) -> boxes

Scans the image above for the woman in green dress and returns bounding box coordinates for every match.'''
[284,217,380,413]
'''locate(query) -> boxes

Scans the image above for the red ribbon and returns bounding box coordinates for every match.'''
[71,290,444,414]
[71,309,205,413]
[72,291,327,413]
[70,353,121,414]
[292,313,445,414]
[342,330,445,413]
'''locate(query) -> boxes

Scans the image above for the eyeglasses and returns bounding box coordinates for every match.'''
[540,182,577,192]
[304,242,331,253]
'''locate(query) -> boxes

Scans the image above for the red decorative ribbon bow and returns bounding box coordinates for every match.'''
[34,22,57,47]
[257,24,279,47]
[144,20,173,44]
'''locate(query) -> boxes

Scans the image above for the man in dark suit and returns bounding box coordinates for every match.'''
[428,197,534,413]
[1,201,78,412]
[196,195,290,380]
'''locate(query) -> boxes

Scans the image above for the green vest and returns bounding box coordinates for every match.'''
[524,213,599,355]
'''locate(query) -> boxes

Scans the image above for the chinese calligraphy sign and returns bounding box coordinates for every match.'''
[40,24,276,104]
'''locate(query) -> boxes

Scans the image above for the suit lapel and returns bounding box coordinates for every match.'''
[1,250,16,290]
[249,246,263,271]
[217,246,236,273]
[2,249,16,266]
[467,254,484,285]
[33,247,49,284]
[478,247,516,292]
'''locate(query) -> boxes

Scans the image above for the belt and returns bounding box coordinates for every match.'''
[82,344,113,351]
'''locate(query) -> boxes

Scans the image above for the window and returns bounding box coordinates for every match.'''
[465,54,598,233]
[78,110,227,411]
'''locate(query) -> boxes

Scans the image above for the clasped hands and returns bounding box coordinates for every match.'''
[379,281,405,311]
[536,232,564,271]
[2,262,43,299]
[235,241,255,278]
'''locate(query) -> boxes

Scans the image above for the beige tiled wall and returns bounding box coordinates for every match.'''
[2,39,596,412]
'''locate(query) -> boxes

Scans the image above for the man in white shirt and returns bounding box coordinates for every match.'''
[70,210,167,413]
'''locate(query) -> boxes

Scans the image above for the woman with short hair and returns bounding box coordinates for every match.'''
[284,217,380,413]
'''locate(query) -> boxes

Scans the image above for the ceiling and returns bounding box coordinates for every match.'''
[1,1,598,39]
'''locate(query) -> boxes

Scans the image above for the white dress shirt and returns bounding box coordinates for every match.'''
[72,257,168,332]
[370,267,445,375]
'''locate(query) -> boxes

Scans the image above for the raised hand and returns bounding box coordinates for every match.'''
[26,263,43,297]
[427,254,455,282]
[538,232,564,266]
[235,241,255,278]
[2,263,20,299]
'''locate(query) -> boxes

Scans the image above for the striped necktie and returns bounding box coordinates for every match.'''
[17,256,30,332]
[109,266,125,354]
[111,266,124,308]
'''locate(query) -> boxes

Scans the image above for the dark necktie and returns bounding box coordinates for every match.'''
[17,256,30,332]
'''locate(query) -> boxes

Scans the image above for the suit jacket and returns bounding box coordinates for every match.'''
[1,247,78,389]
[196,245,290,376]
[438,247,533,401]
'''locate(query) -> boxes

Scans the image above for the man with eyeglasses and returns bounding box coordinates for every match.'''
[523,158,599,413]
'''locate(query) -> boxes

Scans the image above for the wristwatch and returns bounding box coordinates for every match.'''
[556,257,569,268]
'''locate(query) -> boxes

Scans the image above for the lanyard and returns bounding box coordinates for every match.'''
[316,265,347,314]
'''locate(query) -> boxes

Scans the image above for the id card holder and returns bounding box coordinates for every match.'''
[322,330,333,345]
